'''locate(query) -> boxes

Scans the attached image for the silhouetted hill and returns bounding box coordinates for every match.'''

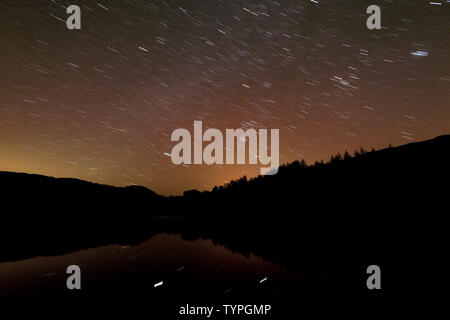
[174,135,449,299]
[187,134,449,218]
[0,135,448,266]
[0,171,160,198]
[0,172,165,261]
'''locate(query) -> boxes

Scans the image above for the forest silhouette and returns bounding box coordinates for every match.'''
[0,135,448,301]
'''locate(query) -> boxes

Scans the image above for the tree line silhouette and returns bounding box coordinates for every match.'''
[0,135,448,271]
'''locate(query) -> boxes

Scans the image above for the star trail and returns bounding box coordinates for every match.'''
[0,0,448,195]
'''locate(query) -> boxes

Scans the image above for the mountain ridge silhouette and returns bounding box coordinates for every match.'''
[2,134,448,198]
[0,134,448,264]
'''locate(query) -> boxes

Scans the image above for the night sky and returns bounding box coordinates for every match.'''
[0,0,448,195]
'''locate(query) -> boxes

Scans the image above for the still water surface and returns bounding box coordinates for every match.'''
[0,233,308,301]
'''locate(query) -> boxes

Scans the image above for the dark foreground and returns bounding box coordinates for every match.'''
[0,136,448,316]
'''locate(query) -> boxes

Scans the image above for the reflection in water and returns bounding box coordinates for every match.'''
[0,233,306,301]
